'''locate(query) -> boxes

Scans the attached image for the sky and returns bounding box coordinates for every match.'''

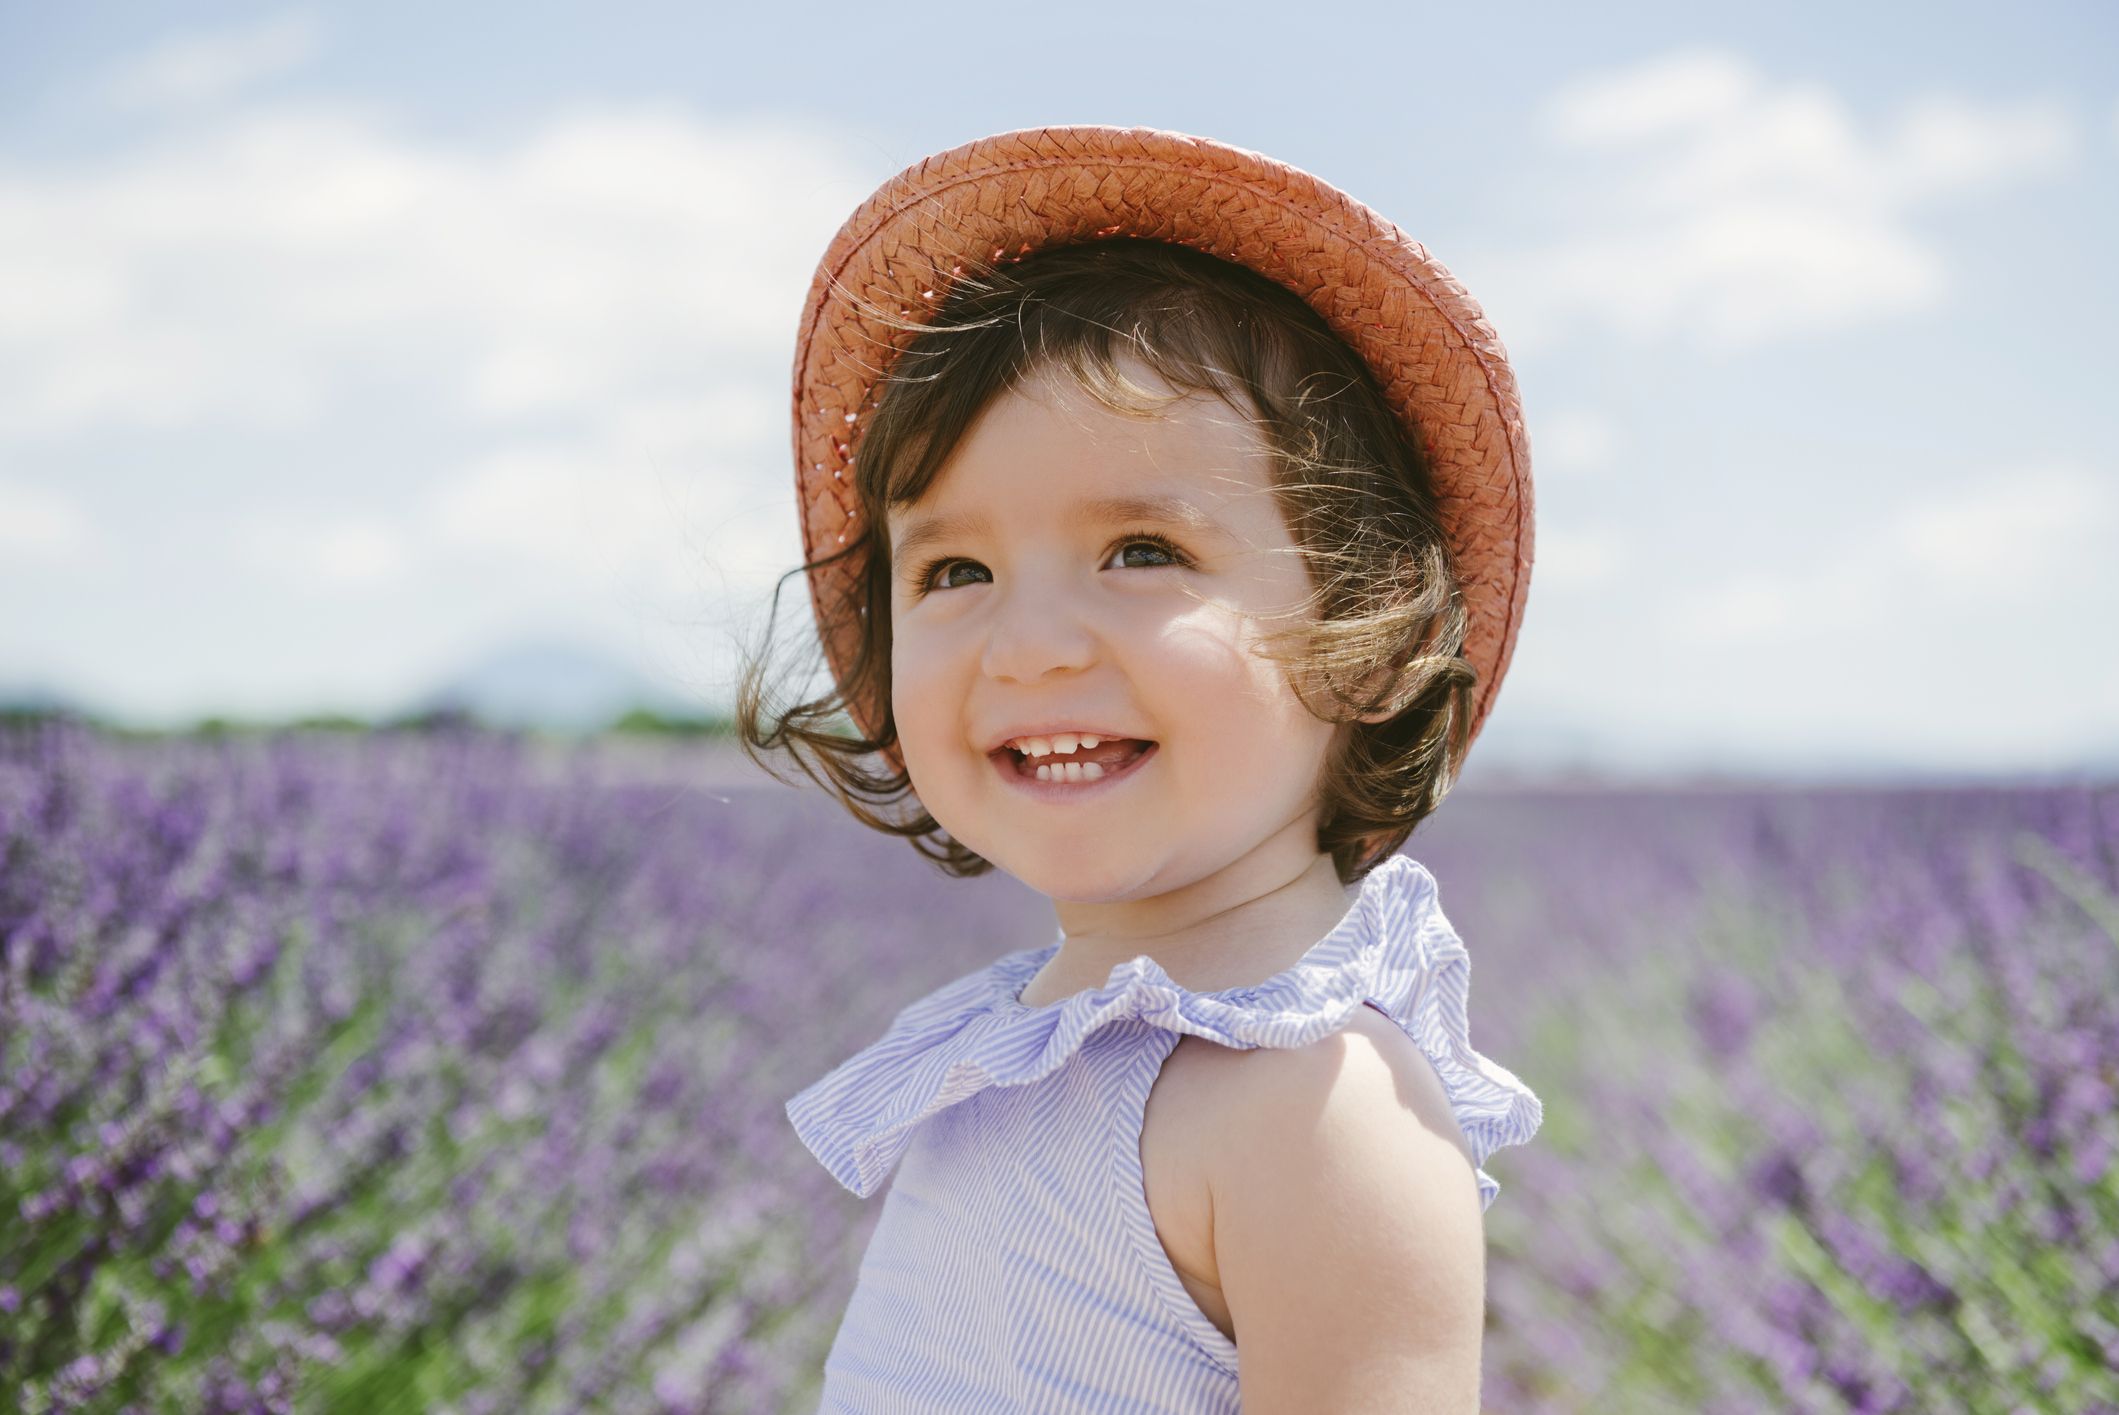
[1,2,2114,778]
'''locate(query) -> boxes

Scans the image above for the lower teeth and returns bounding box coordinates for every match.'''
[1034,760,1105,783]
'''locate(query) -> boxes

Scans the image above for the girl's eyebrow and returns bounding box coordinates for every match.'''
[889,493,1230,573]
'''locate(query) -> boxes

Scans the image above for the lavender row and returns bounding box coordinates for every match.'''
[4,717,2114,1411]
[1409,781,2119,1413]
[0,721,1048,1412]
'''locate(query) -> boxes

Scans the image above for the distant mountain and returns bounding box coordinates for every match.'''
[0,678,101,719]
[402,636,706,733]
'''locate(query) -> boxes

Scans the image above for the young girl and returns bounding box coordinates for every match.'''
[742,125,1545,1413]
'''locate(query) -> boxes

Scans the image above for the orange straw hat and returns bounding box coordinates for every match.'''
[790,124,1533,763]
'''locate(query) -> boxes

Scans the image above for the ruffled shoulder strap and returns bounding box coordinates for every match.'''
[782,943,1051,1198]
[785,855,1543,1207]
[1356,858,1546,1211]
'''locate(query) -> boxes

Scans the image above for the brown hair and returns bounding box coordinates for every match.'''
[735,237,1476,885]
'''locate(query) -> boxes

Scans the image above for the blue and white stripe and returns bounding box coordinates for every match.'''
[785,853,1544,1412]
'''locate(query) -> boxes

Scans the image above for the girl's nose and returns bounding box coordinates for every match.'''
[978,587,1097,684]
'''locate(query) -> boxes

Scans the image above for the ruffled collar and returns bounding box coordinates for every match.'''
[786,854,1542,1203]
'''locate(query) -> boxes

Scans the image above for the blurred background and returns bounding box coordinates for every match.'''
[4,5,2117,1414]
[4,1,2114,780]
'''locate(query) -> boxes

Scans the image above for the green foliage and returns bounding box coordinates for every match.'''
[606,708,735,738]
[0,701,742,740]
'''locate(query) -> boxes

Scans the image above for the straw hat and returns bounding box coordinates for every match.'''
[790,124,1533,763]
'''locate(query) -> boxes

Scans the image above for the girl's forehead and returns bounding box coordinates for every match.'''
[907,379,1272,509]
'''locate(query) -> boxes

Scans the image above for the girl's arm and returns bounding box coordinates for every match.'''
[1207,1005,1487,1414]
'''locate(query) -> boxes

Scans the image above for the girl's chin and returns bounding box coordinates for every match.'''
[991,854,1162,904]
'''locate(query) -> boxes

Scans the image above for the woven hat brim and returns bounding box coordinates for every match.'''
[791,124,1533,765]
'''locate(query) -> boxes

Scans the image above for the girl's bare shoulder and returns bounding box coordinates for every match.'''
[1182,1004,1477,1175]
[1182,1007,1489,1409]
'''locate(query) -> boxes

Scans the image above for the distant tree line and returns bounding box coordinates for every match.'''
[0,703,739,740]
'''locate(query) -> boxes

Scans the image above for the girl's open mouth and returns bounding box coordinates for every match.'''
[987,738,1158,799]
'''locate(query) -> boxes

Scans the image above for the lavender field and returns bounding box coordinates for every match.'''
[2,718,2114,1413]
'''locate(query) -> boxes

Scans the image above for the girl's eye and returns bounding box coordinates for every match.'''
[1108,535,1185,570]
[911,532,1190,597]
[923,559,992,593]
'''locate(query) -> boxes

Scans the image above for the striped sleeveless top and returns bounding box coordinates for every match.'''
[784,854,1544,1413]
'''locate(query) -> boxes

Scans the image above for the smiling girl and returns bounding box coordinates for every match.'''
[741,126,1545,1414]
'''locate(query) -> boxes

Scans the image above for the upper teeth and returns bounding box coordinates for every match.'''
[1008,733,1101,757]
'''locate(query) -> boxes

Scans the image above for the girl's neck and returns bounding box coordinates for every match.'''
[1026,818,1358,1004]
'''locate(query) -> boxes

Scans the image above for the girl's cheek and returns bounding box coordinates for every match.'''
[891,631,937,682]
[890,637,952,729]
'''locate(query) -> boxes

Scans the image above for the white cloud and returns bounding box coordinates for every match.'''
[1531,525,1627,589]
[1535,409,1619,475]
[233,510,412,590]
[1883,94,2074,203]
[97,12,323,112]
[0,101,866,441]
[1495,47,2078,351]
[606,386,780,460]
[0,78,866,720]
[1545,48,1758,147]
[1889,461,2114,588]
[423,436,794,605]
[0,479,103,567]
[1666,569,1801,641]
[427,448,650,580]
[1666,459,2116,646]
[217,386,796,609]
